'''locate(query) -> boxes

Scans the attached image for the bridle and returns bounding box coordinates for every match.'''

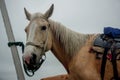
[23,25,49,77]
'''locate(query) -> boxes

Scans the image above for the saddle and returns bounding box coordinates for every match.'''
[91,27,120,80]
[92,27,120,60]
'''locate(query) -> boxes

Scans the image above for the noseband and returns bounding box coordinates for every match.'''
[23,26,49,77]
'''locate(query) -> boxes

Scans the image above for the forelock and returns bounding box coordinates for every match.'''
[31,13,44,20]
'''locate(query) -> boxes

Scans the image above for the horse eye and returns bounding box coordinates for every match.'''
[41,26,46,30]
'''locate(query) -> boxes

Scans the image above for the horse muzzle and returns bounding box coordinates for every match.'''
[22,53,46,77]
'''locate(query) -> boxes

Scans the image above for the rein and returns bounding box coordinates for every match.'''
[23,26,49,77]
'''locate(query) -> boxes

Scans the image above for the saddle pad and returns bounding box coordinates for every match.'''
[93,35,107,48]
[93,35,120,50]
[104,27,120,38]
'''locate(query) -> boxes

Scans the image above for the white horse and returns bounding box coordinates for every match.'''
[23,4,120,80]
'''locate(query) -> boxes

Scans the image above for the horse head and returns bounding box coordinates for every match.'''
[23,4,54,76]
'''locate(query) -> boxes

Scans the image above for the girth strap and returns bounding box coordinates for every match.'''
[100,37,119,80]
[111,43,119,80]
[101,43,110,80]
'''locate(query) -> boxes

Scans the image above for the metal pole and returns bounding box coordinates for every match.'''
[0,0,25,80]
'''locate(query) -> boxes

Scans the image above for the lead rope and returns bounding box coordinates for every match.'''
[8,42,24,53]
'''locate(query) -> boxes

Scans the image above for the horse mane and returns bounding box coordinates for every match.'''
[49,20,90,57]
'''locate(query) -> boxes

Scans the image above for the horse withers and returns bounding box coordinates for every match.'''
[22,4,120,80]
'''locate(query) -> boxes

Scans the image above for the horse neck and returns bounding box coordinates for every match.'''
[49,20,90,71]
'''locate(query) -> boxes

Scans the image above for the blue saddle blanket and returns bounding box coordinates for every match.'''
[104,27,120,38]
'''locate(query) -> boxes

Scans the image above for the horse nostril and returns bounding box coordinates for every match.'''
[23,55,31,65]
[32,53,37,60]
[30,53,37,64]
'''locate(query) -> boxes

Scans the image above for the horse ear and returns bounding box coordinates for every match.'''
[24,8,31,20]
[44,4,54,19]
